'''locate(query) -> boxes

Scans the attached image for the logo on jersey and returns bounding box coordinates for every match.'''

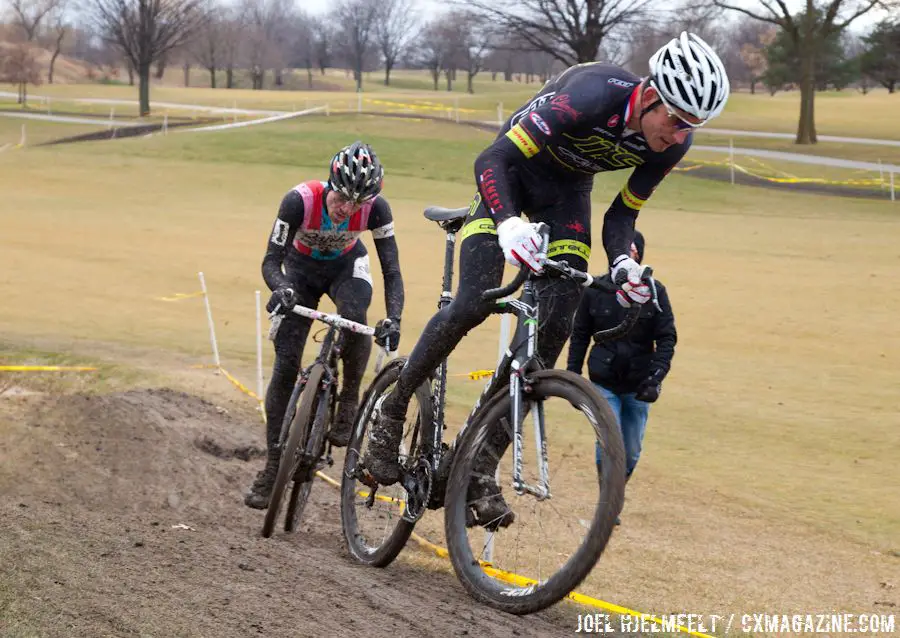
[529,112,552,136]
[352,255,373,285]
[511,92,555,126]
[550,94,580,123]
[607,114,620,128]
[607,77,635,89]
[271,219,289,246]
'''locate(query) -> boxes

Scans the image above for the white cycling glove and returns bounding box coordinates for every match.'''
[497,217,544,273]
[610,255,651,308]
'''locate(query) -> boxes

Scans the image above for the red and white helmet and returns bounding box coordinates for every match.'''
[648,32,730,122]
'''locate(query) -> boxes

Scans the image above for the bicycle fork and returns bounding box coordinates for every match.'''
[505,284,552,501]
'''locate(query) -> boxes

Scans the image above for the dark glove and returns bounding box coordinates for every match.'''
[374,317,401,352]
[635,369,665,403]
[266,285,296,314]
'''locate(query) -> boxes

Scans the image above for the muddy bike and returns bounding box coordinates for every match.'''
[341,205,655,614]
[261,303,387,539]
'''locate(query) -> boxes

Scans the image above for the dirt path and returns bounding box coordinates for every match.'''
[0,387,584,637]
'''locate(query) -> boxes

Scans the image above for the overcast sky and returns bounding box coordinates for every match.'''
[298,0,890,34]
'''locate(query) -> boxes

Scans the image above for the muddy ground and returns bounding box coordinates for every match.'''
[0,386,591,637]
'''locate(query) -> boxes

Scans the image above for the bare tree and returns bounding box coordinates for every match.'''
[289,12,317,89]
[193,11,223,87]
[7,0,61,41]
[462,0,654,66]
[441,10,492,93]
[241,0,293,89]
[315,21,332,75]
[45,10,69,84]
[336,0,379,91]
[416,22,446,90]
[714,0,892,144]
[0,41,42,104]
[91,0,206,116]
[219,11,243,88]
[374,0,418,86]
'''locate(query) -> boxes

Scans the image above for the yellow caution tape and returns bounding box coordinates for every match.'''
[156,291,205,302]
[364,97,480,114]
[227,368,712,636]
[219,367,261,401]
[312,473,713,637]
[676,158,883,187]
[0,365,97,372]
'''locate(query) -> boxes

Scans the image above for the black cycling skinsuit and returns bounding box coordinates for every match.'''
[382,62,689,420]
[262,183,404,451]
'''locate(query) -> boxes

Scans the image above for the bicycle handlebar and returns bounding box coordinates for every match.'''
[479,222,659,343]
[267,303,376,342]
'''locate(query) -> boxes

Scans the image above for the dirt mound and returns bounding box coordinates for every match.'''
[0,388,581,637]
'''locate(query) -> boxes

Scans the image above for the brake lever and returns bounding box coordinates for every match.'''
[267,303,284,341]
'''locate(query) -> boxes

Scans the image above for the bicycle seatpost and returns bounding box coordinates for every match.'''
[440,225,457,311]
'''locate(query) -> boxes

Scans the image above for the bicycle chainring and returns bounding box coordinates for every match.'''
[400,458,432,523]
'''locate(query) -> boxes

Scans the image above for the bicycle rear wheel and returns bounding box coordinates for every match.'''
[444,369,625,614]
[262,364,325,539]
[340,357,433,567]
[284,379,332,533]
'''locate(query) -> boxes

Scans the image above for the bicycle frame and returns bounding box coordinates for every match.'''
[271,304,377,443]
[423,235,552,503]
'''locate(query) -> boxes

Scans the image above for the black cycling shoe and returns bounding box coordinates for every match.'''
[362,409,404,486]
[465,476,516,531]
[244,455,279,510]
[328,399,357,448]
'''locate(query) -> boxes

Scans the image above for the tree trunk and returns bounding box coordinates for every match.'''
[384,59,393,86]
[889,81,896,94]
[183,63,191,87]
[356,59,363,91]
[445,68,452,91]
[209,67,216,89]
[127,63,134,86]
[139,63,151,116]
[492,71,497,80]
[226,66,234,88]
[467,71,474,94]
[432,68,439,90]
[796,48,817,144]
[307,64,313,89]
[274,69,283,86]
[155,57,167,80]
[750,79,756,95]
[48,50,60,84]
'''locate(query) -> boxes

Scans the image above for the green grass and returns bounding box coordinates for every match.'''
[2,113,898,617]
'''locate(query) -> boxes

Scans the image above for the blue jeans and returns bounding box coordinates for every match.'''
[593,384,650,478]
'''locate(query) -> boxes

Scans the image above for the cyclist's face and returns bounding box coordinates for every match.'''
[325,190,361,223]
[640,87,699,152]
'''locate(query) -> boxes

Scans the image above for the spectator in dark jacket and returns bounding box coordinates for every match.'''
[567,230,677,486]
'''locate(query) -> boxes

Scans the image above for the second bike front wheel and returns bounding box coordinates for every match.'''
[262,364,325,539]
[444,369,626,614]
[284,379,331,533]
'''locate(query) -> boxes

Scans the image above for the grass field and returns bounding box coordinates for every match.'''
[2,109,898,620]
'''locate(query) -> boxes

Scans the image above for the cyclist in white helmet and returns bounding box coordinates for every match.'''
[363,33,729,527]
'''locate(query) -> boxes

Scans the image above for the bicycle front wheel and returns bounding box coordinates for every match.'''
[262,364,325,539]
[444,369,625,614]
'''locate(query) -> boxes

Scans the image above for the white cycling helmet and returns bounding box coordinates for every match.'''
[648,31,730,122]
